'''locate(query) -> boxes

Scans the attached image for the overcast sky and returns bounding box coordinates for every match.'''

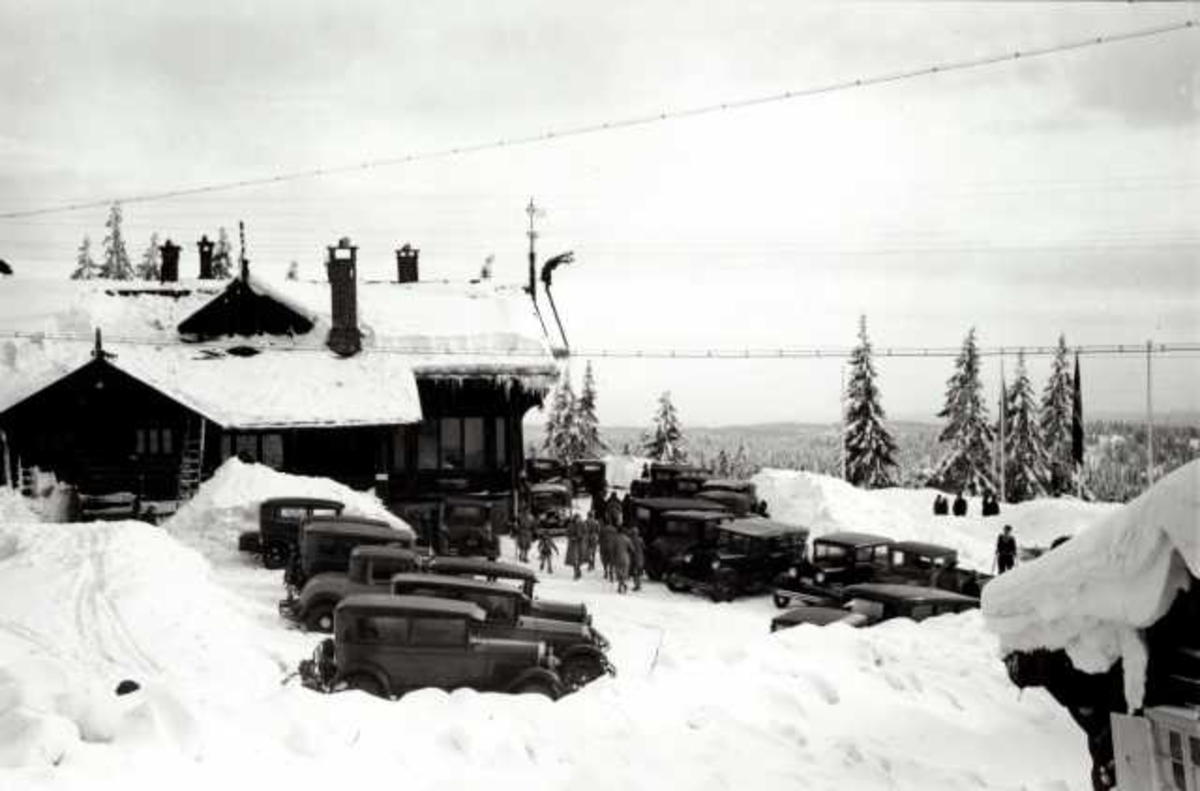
[1,1,1197,426]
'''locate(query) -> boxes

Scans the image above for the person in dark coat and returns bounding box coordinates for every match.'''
[538,532,558,574]
[629,530,645,592]
[995,525,1018,574]
[584,515,600,571]
[566,515,584,580]
[622,492,635,530]
[612,529,632,594]
[605,492,623,528]
[599,521,617,581]
[952,492,968,517]
[516,510,535,562]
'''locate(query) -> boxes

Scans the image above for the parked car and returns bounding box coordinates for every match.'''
[298,595,566,699]
[630,496,730,545]
[769,583,980,632]
[695,479,759,516]
[389,574,614,689]
[439,497,503,560]
[284,516,415,592]
[878,540,990,596]
[646,463,711,498]
[642,509,732,581]
[772,531,895,608]
[279,545,425,631]
[425,556,591,625]
[525,457,568,486]
[665,518,809,602]
[569,459,608,499]
[238,497,345,570]
[528,482,574,536]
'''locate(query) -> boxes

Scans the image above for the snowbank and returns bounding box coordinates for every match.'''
[982,461,1200,708]
[753,468,1115,570]
[602,454,652,491]
[0,488,40,523]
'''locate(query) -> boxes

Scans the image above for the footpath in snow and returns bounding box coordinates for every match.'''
[0,461,1102,790]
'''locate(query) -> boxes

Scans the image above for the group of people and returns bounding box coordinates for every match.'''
[932,491,1002,518]
[513,491,646,594]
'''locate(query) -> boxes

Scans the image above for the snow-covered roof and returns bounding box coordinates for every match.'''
[982,460,1200,708]
[0,274,559,427]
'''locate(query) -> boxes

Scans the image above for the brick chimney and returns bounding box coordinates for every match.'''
[159,239,180,283]
[395,244,419,284]
[326,237,361,357]
[197,235,215,279]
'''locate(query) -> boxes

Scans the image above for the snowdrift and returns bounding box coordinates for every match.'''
[753,468,1116,570]
[982,461,1200,708]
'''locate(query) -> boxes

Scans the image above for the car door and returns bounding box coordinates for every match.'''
[406,617,480,689]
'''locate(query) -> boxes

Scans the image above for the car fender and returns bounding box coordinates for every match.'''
[557,643,615,675]
[334,662,392,697]
[506,666,565,696]
[297,592,341,620]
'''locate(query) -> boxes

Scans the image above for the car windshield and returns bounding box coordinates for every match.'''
[814,543,849,562]
[531,493,565,509]
[663,519,707,539]
[464,592,518,621]
[845,598,886,620]
[855,545,888,564]
[717,532,759,554]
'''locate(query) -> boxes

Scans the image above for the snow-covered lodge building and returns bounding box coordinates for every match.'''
[0,240,559,517]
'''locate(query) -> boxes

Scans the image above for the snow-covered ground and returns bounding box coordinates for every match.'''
[0,464,1115,790]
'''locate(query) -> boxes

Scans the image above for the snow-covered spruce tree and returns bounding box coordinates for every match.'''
[135,233,161,280]
[932,328,996,496]
[212,227,234,279]
[71,235,99,280]
[1040,335,1074,496]
[642,391,687,463]
[542,376,581,464]
[730,442,752,479]
[843,315,898,489]
[1001,350,1051,503]
[100,202,132,279]
[714,448,731,478]
[574,361,605,458]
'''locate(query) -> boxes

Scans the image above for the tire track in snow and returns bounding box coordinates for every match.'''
[92,525,161,674]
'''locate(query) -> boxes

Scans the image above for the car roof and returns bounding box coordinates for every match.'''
[261,497,343,509]
[843,583,979,604]
[661,509,734,522]
[337,594,486,621]
[350,545,421,562]
[302,518,406,540]
[633,497,729,512]
[814,531,894,547]
[390,573,524,597]
[773,606,851,626]
[891,541,958,558]
[720,518,809,539]
[428,556,538,581]
[700,479,755,492]
[530,482,572,495]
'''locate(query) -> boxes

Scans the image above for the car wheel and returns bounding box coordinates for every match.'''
[665,574,688,593]
[304,603,335,633]
[514,679,559,700]
[560,656,605,690]
[773,593,790,609]
[710,580,736,603]
[263,542,289,570]
[344,673,386,698]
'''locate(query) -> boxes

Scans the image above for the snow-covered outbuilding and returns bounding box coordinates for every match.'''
[0,240,559,517]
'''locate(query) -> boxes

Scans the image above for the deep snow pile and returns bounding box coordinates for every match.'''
[0,462,1097,789]
[753,468,1117,570]
[0,487,40,522]
[982,461,1199,708]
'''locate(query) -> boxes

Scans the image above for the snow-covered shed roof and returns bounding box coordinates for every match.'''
[982,460,1199,708]
[0,274,559,429]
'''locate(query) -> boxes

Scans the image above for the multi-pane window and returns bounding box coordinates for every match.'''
[221,432,285,468]
[412,417,504,472]
[134,427,175,455]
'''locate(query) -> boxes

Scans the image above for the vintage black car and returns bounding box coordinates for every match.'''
[284,516,416,592]
[525,457,568,486]
[770,583,979,632]
[299,595,566,699]
[390,574,614,689]
[279,545,425,631]
[772,531,894,608]
[642,509,732,581]
[439,497,503,560]
[425,556,591,624]
[878,540,990,596]
[569,459,607,499]
[528,482,574,536]
[630,496,729,543]
[665,518,809,602]
[695,479,759,517]
[238,497,345,569]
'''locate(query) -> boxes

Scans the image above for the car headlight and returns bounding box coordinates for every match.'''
[683,553,693,563]
[787,567,798,578]
[710,560,720,571]
[815,571,826,583]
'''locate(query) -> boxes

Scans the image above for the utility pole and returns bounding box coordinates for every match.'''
[525,198,540,300]
[1146,340,1155,486]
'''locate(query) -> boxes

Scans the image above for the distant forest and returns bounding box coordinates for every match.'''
[529,419,1200,503]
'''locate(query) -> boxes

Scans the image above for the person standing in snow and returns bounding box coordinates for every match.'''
[584,514,600,571]
[605,491,623,528]
[599,520,617,582]
[995,524,1018,574]
[538,532,558,574]
[612,528,632,594]
[566,515,584,580]
[516,511,534,563]
[629,529,645,592]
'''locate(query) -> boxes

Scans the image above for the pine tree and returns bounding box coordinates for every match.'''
[932,328,996,495]
[714,448,731,478]
[642,391,686,462]
[1001,350,1051,502]
[574,361,605,458]
[70,235,99,280]
[212,227,234,279]
[135,233,161,280]
[730,442,751,479]
[843,315,899,489]
[1040,335,1074,496]
[100,202,132,279]
[542,376,581,464]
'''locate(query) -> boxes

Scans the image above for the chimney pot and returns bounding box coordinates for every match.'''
[395,244,419,284]
[326,238,361,357]
[159,239,181,283]
[197,235,215,279]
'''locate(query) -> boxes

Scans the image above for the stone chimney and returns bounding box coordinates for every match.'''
[159,239,180,283]
[395,244,419,284]
[326,237,361,357]
[197,235,215,279]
